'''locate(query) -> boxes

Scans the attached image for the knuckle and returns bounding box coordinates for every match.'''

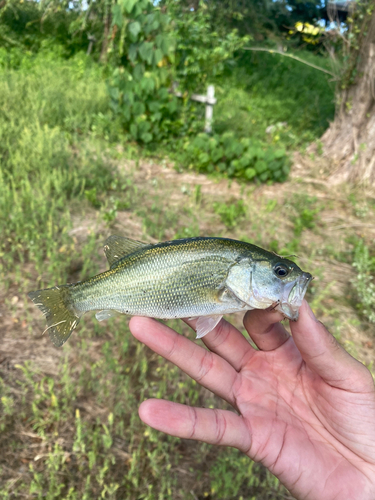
[358,364,375,389]
[166,334,181,358]
[213,409,227,445]
[210,319,231,348]
[188,407,198,439]
[195,349,214,382]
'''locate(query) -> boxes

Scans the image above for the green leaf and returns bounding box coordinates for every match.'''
[230,159,241,171]
[153,48,163,65]
[132,101,145,116]
[161,37,171,55]
[282,164,290,175]
[138,121,151,134]
[198,152,210,165]
[211,147,224,163]
[130,123,138,138]
[157,87,169,100]
[148,101,160,113]
[167,100,178,114]
[150,20,160,32]
[245,168,256,180]
[239,155,252,169]
[133,63,144,81]
[107,86,119,102]
[233,142,244,157]
[224,145,236,160]
[139,42,153,64]
[128,21,141,41]
[111,4,123,28]
[128,44,138,62]
[140,76,155,93]
[120,0,138,14]
[140,132,153,143]
[274,148,286,159]
[268,160,280,172]
[255,160,268,174]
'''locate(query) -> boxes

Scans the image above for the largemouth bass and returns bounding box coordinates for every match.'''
[28,236,312,347]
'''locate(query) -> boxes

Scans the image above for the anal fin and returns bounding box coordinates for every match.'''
[95,310,118,322]
[195,315,223,339]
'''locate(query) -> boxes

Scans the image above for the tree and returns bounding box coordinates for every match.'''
[203,0,325,40]
[322,1,375,184]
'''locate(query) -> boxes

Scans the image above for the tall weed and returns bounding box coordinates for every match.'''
[0,51,112,287]
[352,240,375,323]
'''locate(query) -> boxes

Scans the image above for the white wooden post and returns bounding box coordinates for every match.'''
[204,85,215,133]
[173,84,217,133]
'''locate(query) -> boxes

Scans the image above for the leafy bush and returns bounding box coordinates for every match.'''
[180,132,290,182]
[169,0,249,93]
[352,240,375,323]
[106,0,249,144]
[107,0,179,144]
[0,0,87,55]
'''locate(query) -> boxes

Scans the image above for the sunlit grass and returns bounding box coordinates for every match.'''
[214,49,335,149]
[0,51,112,289]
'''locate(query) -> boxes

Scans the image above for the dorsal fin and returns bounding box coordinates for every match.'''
[103,235,149,267]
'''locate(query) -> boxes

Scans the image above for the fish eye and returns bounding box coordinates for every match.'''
[274,264,289,278]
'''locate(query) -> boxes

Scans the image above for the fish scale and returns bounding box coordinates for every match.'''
[72,253,233,318]
[28,236,313,347]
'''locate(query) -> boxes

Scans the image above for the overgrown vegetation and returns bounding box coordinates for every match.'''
[352,240,375,323]
[106,0,179,144]
[180,133,290,182]
[0,49,110,286]
[1,0,374,498]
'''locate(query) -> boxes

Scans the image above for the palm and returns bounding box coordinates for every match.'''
[130,302,375,500]
[234,342,375,499]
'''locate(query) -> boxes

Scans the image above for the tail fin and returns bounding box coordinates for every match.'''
[28,285,81,347]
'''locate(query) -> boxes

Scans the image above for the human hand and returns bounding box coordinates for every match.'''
[129,302,375,500]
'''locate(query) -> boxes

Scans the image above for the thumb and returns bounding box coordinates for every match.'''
[290,301,373,392]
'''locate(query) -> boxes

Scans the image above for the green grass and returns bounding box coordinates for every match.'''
[214,49,335,150]
[1,318,288,499]
[0,49,114,289]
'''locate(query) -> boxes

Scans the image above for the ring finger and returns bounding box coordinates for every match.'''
[243,308,290,351]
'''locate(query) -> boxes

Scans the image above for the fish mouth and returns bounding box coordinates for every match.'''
[280,272,313,320]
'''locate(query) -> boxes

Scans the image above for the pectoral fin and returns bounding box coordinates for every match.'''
[195,315,223,339]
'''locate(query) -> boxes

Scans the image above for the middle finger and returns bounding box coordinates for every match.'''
[184,316,255,371]
[129,316,238,406]
[243,308,290,351]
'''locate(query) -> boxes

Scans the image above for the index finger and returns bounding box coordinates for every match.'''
[129,317,238,406]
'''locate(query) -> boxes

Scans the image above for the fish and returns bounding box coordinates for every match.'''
[28,236,313,347]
